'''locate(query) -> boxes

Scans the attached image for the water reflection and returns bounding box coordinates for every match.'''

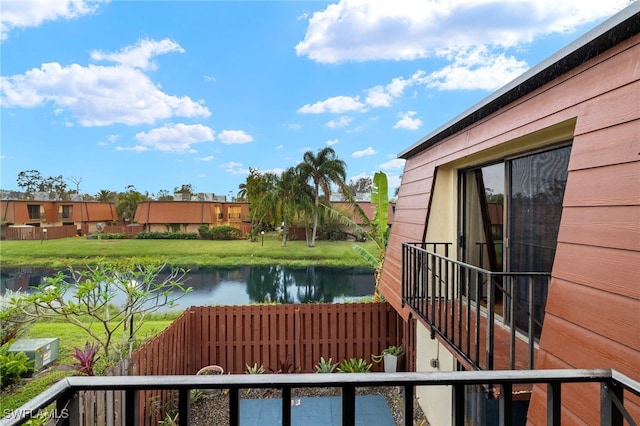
[0,266,375,309]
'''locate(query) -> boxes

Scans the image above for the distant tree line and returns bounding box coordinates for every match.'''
[9,148,383,242]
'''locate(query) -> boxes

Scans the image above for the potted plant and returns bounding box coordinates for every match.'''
[372,345,404,373]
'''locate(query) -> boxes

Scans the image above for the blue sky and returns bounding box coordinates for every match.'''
[0,0,633,199]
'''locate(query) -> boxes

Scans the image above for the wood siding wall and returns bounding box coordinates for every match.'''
[378,32,640,424]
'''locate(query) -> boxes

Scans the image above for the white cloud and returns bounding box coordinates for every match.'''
[296,0,631,63]
[326,116,353,128]
[0,39,211,126]
[195,156,215,161]
[220,161,249,175]
[297,95,366,114]
[204,75,216,82]
[286,123,302,130]
[91,39,184,71]
[423,47,529,90]
[379,158,406,170]
[352,146,377,158]
[326,139,339,146]
[116,145,148,152]
[0,0,102,42]
[218,130,253,144]
[134,123,215,153]
[365,85,394,108]
[394,111,422,130]
[276,144,284,150]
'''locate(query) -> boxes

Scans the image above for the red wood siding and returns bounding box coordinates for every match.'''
[378,27,640,424]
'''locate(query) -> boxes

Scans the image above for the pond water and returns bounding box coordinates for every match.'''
[0,266,376,310]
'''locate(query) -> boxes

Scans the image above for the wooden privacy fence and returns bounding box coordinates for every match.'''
[185,303,408,374]
[3,225,77,240]
[79,303,414,425]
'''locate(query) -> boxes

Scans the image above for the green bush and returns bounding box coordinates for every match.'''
[315,357,338,373]
[135,232,197,240]
[336,358,372,373]
[100,233,126,240]
[0,342,34,389]
[210,226,241,240]
[198,225,212,239]
[0,290,33,346]
[198,226,241,240]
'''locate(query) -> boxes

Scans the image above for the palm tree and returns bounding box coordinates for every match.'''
[116,186,147,224]
[297,147,347,247]
[277,167,313,247]
[95,189,117,203]
[326,171,390,301]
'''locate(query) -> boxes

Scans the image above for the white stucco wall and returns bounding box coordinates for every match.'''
[415,322,456,426]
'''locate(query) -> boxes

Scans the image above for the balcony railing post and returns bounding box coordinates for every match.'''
[342,385,356,426]
[499,383,513,426]
[600,381,624,426]
[547,382,561,425]
[282,386,292,426]
[58,388,79,426]
[486,272,495,371]
[178,388,190,426]
[229,388,240,426]
[452,384,465,426]
[125,388,138,426]
[403,385,414,426]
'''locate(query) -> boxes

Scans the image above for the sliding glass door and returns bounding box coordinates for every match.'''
[459,144,571,336]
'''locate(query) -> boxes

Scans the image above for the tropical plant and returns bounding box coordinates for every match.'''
[276,167,313,247]
[8,260,192,363]
[245,363,265,374]
[95,189,117,202]
[327,171,390,300]
[0,342,34,389]
[0,290,33,346]
[336,358,372,373]
[69,342,101,376]
[315,357,338,373]
[371,345,404,363]
[269,353,298,374]
[297,147,347,247]
[116,185,148,223]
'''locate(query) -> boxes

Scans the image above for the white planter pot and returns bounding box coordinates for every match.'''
[383,353,403,373]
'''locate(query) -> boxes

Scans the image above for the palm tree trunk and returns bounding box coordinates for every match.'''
[310,187,319,247]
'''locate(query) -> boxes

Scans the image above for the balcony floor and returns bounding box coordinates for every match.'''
[239,395,395,426]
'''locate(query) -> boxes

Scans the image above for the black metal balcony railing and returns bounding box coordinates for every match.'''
[4,369,639,426]
[402,242,551,371]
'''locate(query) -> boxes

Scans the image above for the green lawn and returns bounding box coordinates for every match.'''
[0,235,379,268]
[0,318,175,413]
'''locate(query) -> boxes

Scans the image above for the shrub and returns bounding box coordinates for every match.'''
[315,357,338,373]
[199,226,242,240]
[269,353,298,374]
[69,342,101,376]
[100,233,126,240]
[198,225,212,239]
[135,232,197,240]
[0,290,33,346]
[0,342,34,389]
[245,363,265,374]
[336,358,372,373]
